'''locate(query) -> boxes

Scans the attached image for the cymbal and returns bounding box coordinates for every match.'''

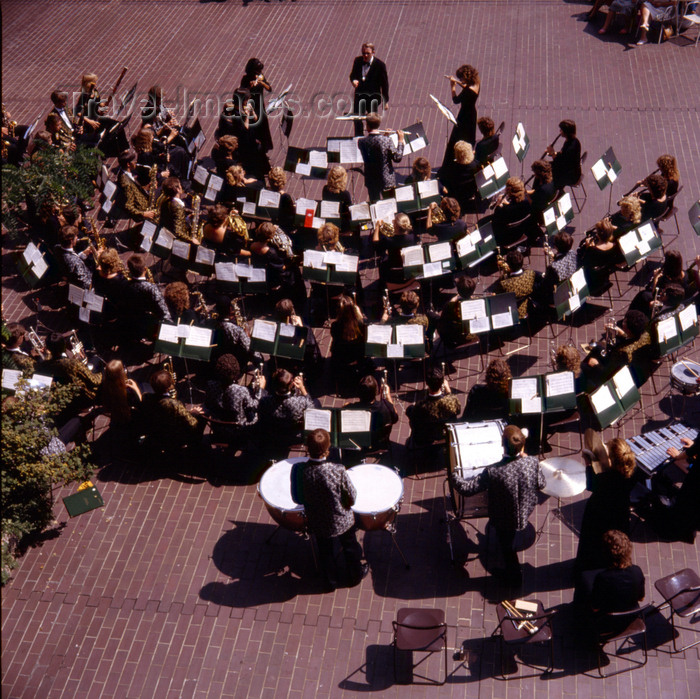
[539,457,587,499]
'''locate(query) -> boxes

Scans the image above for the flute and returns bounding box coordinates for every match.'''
[443,75,467,88]
[375,129,412,136]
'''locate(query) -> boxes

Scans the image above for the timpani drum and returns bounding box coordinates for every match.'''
[257,458,306,532]
[347,463,404,531]
[446,421,506,518]
[670,360,700,396]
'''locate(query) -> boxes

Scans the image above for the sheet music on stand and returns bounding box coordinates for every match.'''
[617,221,662,266]
[399,242,456,281]
[553,267,589,319]
[388,121,429,154]
[512,122,530,162]
[591,146,622,191]
[185,119,206,154]
[429,94,457,125]
[67,284,104,324]
[16,242,49,287]
[99,178,118,215]
[454,223,497,269]
[459,293,519,335]
[214,262,267,293]
[587,365,640,429]
[302,250,359,284]
[249,319,306,360]
[542,192,575,237]
[476,156,510,199]
[303,407,372,448]
[654,304,698,356]
[154,322,214,361]
[447,420,505,474]
[365,323,425,359]
[2,369,53,393]
[509,371,576,415]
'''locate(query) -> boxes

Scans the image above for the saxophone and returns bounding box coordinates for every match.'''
[147,164,159,209]
[163,357,177,398]
[190,194,201,240]
[496,246,510,276]
[227,210,249,244]
[191,290,209,319]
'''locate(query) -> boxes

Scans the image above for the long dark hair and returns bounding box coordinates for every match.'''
[244,58,264,77]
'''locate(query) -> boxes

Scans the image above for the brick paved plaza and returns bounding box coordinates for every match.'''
[2,0,699,697]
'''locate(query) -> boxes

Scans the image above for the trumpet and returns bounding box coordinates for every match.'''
[163,357,177,398]
[252,362,264,392]
[68,330,88,365]
[541,133,562,160]
[27,328,47,360]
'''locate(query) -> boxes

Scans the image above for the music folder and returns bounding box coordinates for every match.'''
[454,223,497,269]
[654,304,698,357]
[553,267,589,320]
[15,242,48,288]
[302,250,359,285]
[63,482,104,518]
[460,293,518,334]
[587,365,640,429]
[303,407,372,448]
[476,157,509,199]
[512,122,530,162]
[249,319,306,360]
[154,322,214,361]
[508,371,577,415]
[214,262,267,294]
[365,323,425,359]
[591,147,622,191]
[617,221,662,266]
[689,200,700,237]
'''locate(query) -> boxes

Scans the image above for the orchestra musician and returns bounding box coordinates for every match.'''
[1,323,38,375]
[440,64,480,169]
[406,366,460,446]
[491,177,538,246]
[158,177,195,242]
[372,212,416,284]
[140,87,189,179]
[609,195,641,235]
[123,253,172,341]
[201,204,250,259]
[49,91,83,144]
[54,225,94,290]
[267,167,296,237]
[117,151,157,221]
[545,119,581,191]
[349,43,390,137]
[44,113,75,152]
[211,135,240,177]
[322,166,353,240]
[219,164,261,205]
[438,141,479,214]
[434,275,478,349]
[426,197,467,242]
[344,375,398,452]
[497,249,540,320]
[164,282,198,325]
[636,173,668,221]
[211,295,256,370]
[526,159,557,222]
[93,248,129,326]
[358,112,404,202]
[474,116,499,165]
[462,357,512,422]
[239,58,273,154]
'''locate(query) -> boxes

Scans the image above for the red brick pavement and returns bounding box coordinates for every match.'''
[2,1,699,698]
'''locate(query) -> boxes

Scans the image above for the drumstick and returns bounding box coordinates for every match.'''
[680,360,700,378]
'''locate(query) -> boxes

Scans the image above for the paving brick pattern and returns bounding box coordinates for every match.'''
[2,1,699,697]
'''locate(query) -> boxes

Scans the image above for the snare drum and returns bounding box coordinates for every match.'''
[347,463,403,531]
[257,458,306,532]
[670,360,700,396]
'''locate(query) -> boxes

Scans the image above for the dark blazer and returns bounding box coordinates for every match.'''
[350,56,389,107]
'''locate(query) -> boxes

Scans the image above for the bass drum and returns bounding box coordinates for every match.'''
[670,360,700,396]
[257,458,306,532]
[347,463,403,531]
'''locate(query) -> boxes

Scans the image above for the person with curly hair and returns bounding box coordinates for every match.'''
[427,196,467,241]
[322,166,353,234]
[441,63,480,169]
[439,141,479,212]
[211,134,239,177]
[267,167,296,236]
[575,436,636,578]
[462,358,512,421]
[609,195,641,235]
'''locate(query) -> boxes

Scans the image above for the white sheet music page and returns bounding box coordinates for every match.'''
[386,343,403,358]
[185,326,212,348]
[303,250,327,269]
[395,324,423,346]
[158,324,179,343]
[295,198,317,216]
[460,299,487,320]
[195,246,215,265]
[401,245,424,267]
[171,239,190,259]
[279,323,295,338]
[558,192,573,215]
[251,319,277,342]
[656,317,678,342]
[304,409,332,432]
[545,371,575,397]
[155,228,175,250]
[295,162,312,176]
[340,409,371,433]
[417,179,439,198]
[570,268,587,294]
[590,384,616,414]
[259,189,281,208]
[371,198,397,224]
[215,262,237,282]
[366,324,393,345]
[2,369,21,391]
[308,150,328,169]
[591,159,606,182]
[68,284,85,306]
[83,290,104,312]
[249,267,266,282]
[193,165,209,185]
[469,316,491,334]
[208,174,224,192]
[234,263,253,278]
[320,200,340,219]
[395,185,414,202]
[32,257,48,278]
[481,164,495,181]
[492,157,508,179]
[511,377,539,400]
[428,242,452,262]
[491,312,513,329]
[349,202,371,221]
[679,304,698,331]
[141,220,157,239]
[422,261,442,277]
[618,232,637,255]
[456,236,475,257]
[323,250,343,266]
[612,366,635,399]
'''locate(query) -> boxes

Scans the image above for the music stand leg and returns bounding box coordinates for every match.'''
[390,531,410,569]
[266,525,282,544]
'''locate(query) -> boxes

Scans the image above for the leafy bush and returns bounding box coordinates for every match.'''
[1,382,94,584]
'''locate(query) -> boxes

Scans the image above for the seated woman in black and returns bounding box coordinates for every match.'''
[345,374,398,452]
[609,195,641,236]
[579,218,622,292]
[404,156,433,186]
[462,358,511,422]
[267,167,296,239]
[373,213,417,285]
[271,298,323,382]
[211,135,239,177]
[439,141,479,214]
[164,282,198,325]
[545,119,581,190]
[426,197,467,242]
[201,204,251,259]
[329,296,372,392]
[527,159,558,223]
[657,153,680,198]
[474,116,500,165]
[436,275,478,348]
[218,164,261,205]
[322,166,353,243]
[250,222,298,302]
[638,172,668,222]
[491,177,535,246]
[578,530,645,628]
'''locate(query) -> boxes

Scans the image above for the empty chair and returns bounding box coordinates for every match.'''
[654,568,700,653]
[392,607,448,685]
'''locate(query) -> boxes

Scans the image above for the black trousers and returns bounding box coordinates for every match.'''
[495,526,521,583]
[316,527,363,587]
[353,93,381,136]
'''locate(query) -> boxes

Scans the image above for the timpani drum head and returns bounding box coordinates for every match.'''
[258,458,305,513]
[347,463,403,514]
